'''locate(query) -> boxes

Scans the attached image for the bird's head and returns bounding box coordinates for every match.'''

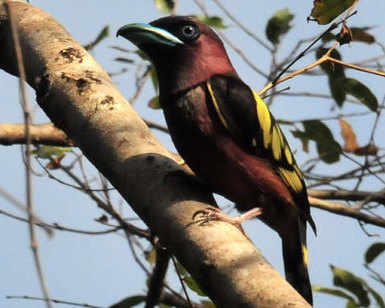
[117,16,236,93]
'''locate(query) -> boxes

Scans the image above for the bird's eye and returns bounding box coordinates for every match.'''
[180,24,200,41]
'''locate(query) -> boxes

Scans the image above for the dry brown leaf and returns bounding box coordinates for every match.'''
[337,22,353,45]
[354,144,379,156]
[339,118,359,152]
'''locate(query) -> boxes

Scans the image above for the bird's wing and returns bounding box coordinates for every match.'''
[206,74,315,231]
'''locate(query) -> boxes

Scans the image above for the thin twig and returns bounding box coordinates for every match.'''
[35,157,115,193]
[6,295,104,308]
[38,158,150,239]
[0,185,54,236]
[4,2,52,306]
[127,235,151,276]
[258,42,338,96]
[145,248,170,308]
[129,64,152,104]
[273,10,358,84]
[327,56,385,78]
[211,0,273,52]
[192,0,268,78]
[0,209,122,235]
[171,255,193,308]
[144,119,169,134]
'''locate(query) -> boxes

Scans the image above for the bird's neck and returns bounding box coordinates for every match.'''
[154,48,237,96]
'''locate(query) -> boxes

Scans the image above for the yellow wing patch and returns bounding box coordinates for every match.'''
[293,164,303,177]
[272,126,282,161]
[284,146,293,165]
[279,167,303,192]
[207,81,229,129]
[302,244,309,266]
[252,90,271,149]
[252,91,305,193]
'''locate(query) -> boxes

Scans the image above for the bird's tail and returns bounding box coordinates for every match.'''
[281,219,313,305]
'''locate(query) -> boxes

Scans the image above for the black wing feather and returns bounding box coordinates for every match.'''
[206,74,316,232]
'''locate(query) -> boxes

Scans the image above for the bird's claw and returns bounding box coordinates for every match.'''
[193,206,263,238]
[193,207,222,226]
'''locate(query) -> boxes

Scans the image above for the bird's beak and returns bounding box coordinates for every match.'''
[116,23,184,47]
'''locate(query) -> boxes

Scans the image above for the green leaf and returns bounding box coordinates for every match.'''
[201,300,216,308]
[110,295,146,308]
[110,46,132,53]
[313,285,357,302]
[302,120,342,163]
[196,15,227,29]
[184,275,207,296]
[350,27,376,44]
[343,78,378,111]
[32,146,72,159]
[174,261,188,277]
[321,27,375,44]
[366,285,385,308]
[135,50,150,61]
[114,57,134,64]
[316,48,348,106]
[310,0,356,25]
[148,96,161,109]
[346,301,359,308]
[154,0,175,14]
[291,130,310,153]
[149,65,159,92]
[84,26,109,51]
[365,242,385,264]
[330,77,346,107]
[265,8,294,45]
[145,248,156,265]
[331,265,370,307]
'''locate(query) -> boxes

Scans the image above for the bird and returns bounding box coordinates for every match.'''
[117,15,316,305]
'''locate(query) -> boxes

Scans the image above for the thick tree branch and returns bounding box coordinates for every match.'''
[309,197,385,228]
[0,120,167,146]
[0,123,73,146]
[0,2,309,307]
[2,121,385,231]
[308,189,385,205]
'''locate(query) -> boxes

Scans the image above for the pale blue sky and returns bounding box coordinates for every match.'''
[1,1,384,307]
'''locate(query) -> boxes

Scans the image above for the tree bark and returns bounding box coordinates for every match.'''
[0,1,310,307]
[0,123,72,146]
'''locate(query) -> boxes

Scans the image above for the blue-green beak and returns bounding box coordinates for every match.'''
[116,23,184,47]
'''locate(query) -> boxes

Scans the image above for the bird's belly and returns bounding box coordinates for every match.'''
[162,87,296,232]
[169,115,290,205]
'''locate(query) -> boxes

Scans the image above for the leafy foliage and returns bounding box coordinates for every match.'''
[196,15,227,29]
[110,295,146,308]
[84,25,109,51]
[322,27,376,44]
[265,8,294,45]
[154,0,175,14]
[365,242,385,264]
[292,120,341,163]
[314,244,385,308]
[310,0,357,25]
[316,48,378,111]
[32,146,72,159]
[343,78,378,112]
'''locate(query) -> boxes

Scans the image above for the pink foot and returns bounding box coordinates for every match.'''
[193,207,263,236]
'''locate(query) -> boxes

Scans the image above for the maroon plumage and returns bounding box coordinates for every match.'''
[118,16,316,305]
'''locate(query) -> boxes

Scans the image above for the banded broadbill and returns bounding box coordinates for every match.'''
[117,16,316,305]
